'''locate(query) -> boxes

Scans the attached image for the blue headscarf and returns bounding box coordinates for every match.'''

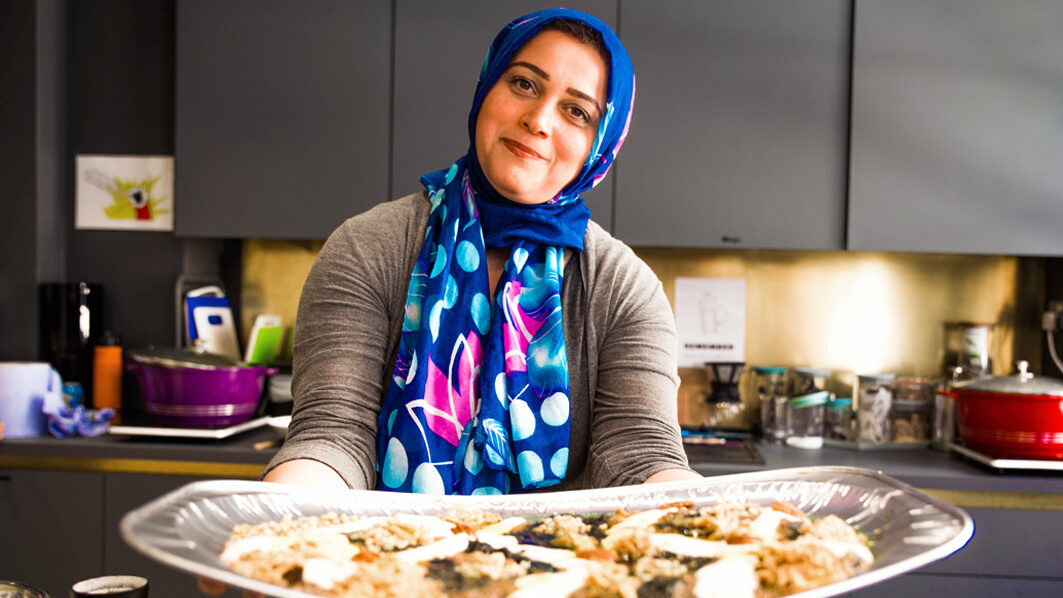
[376,8,635,495]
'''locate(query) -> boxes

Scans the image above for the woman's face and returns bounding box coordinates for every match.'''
[475,29,608,205]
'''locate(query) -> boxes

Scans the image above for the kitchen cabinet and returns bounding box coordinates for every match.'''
[391,0,617,230]
[174,0,391,239]
[614,0,850,249]
[103,473,216,597]
[848,0,1063,255]
[0,469,105,597]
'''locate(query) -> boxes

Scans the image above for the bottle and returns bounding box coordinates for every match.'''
[93,331,123,423]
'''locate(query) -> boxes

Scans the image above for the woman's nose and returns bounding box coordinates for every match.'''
[520,101,551,136]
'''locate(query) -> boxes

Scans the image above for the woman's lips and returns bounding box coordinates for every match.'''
[501,138,545,160]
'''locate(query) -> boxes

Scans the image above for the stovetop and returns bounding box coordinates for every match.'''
[948,442,1063,472]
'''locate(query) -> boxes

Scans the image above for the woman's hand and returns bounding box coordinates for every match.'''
[197,460,348,595]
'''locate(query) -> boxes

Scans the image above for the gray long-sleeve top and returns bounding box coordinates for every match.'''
[265,192,690,491]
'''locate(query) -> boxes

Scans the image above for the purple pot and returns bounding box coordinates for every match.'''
[128,362,277,428]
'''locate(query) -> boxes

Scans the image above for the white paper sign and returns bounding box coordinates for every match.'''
[674,278,746,366]
[76,155,173,231]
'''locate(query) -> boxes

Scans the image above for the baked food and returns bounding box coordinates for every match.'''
[219,500,872,597]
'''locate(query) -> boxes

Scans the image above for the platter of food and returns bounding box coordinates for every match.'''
[119,466,972,598]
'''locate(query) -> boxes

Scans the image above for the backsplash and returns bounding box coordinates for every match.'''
[241,240,1044,427]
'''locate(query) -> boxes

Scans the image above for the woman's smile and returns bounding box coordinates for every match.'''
[475,29,607,205]
[501,138,546,160]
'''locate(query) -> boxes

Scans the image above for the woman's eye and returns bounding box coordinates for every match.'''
[510,76,534,93]
[567,105,591,124]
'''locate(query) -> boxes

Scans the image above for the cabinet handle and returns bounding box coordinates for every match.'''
[0,474,11,482]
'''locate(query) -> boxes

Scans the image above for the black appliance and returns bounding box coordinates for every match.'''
[38,282,103,404]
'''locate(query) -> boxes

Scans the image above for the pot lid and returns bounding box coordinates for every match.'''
[129,345,243,369]
[958,360,1063,396]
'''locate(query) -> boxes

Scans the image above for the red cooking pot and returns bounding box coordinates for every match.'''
[948,360,1063,460]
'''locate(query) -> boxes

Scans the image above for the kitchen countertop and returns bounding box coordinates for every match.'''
[2,428,1061,509]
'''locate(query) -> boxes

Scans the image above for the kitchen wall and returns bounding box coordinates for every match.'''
[240,240,1045,426]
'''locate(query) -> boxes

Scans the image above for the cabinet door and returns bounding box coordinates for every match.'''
[0,469,104,597]
[103,473,216,598]
[392,0,618,231]
[175,0,391,239]
[614,0,850,249]
[848,0,1063,254]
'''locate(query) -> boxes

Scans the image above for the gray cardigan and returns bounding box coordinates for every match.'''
[265,192,690,491]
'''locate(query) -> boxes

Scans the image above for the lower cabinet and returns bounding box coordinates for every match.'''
[0,469,104,597]
[0,470,234,598]
[103,473,219,597]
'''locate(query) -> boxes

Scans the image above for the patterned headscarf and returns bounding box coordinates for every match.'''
[376,8,635,495]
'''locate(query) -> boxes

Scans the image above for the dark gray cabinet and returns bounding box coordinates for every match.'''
[614,0,850,249]
[391,0,617,230]
[104,473,217,598]
[848,0,1063,255]
[175,0,391,239]
[0,469,105,597]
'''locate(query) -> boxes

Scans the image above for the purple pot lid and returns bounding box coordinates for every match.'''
[959,360,1063,396]
[129,345,243,369]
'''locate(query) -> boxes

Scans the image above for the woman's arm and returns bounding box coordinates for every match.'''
[262,197,426,489]
[585,243,697,487]
[262,458,349,489]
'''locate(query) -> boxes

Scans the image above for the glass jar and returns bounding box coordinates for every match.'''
[890,376,939,444]
[824,397,853,440]
[755,366,789,443]
[786,390,828,449]
[855,373,894,444]
[792,367,830,396]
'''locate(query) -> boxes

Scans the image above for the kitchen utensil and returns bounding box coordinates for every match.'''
[0,362,64,438]
[126,347,275,428]
[119,468,973,598]
[70,575,148,598]
[0,580,48,598]
[947,360,1063,459]
[244,314,284,364]
[184,285,240,362]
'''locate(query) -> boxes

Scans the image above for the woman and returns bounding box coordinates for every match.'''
[263,8,698,493]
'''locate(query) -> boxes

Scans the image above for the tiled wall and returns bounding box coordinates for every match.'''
[242,240,1045,427]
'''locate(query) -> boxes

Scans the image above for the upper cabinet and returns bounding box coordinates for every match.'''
[174,0,390,239]
[614,0,851,249]
[391,0,617,231]
[848,0,1063,255]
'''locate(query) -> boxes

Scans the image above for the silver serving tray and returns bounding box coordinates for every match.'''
[119,466,973,598]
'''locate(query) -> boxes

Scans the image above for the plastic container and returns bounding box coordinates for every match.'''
[787,390,829,449]
[755,366,789,443]
[825,397,853,440]
[792,367,830,396]
[856,373,895,444]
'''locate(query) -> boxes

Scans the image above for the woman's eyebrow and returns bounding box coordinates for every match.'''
[508,61,603,118]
